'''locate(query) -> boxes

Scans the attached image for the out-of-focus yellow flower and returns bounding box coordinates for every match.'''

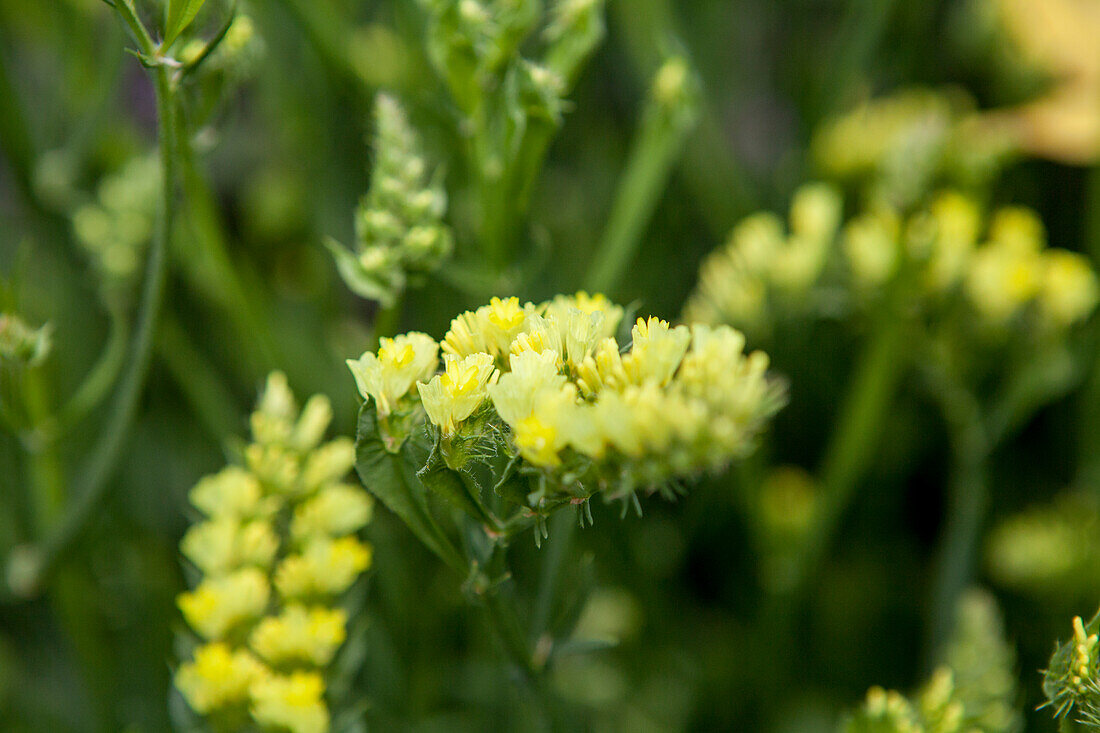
[925,191,982,291]
[249,605,348,667]
[544,291,624,340]
[347,332,439,415]
[291,483,374,542]
[275,536,373,599]
[250,670,330,733]
[1039,249,1100,327]
[418,353,498,434]
[189,466,269,519]
[965,243,1042,322]
[175,642,267,714]
[844,208,901,287]
[181,518,280,576]
[300,438,356,493]
[178,568,271,640]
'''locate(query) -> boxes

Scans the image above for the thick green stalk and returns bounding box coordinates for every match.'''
[585,61,699,296]
[12,0,174,596]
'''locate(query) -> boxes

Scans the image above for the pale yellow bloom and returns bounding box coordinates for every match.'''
[843,208,900,286]
[346,332,439,415]
[190,466,268,519]
[988,206,1045,254]
[249,605,347,667]
[512,385,579,467]
[544,291,623,340]
[789,182,843,245]
[1039,249,1099,326]
[300,438,356,493]
[510,311,564,366]
[250,670,330,733]
[622,317,691,386]
[175,642,267,714]
[178,568,271,640]
[291,483,374,541]
[966,243,1042,321]
[181,517,279,576]
[926,191,981,291]
[440,309,487,358]
[292,395,334,452]
[275,536,372,599]
[575,337,627,396]
[480,296,529,356]
[417,353,497,434]
[488,350,565,427]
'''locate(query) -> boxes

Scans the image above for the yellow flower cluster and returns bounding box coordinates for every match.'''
[683,183,843,329]
[349,293,782,494]
[687,185,1099,334]
[175,373,374,733]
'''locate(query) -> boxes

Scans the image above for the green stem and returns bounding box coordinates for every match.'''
[55,304,130,434]
[531,509,577,641]
[585,62,699,296]
[925,440,988,668]
[789,311,909,592]
[11,0,174,597]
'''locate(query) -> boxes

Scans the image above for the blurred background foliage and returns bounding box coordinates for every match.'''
[2,0,1100,730]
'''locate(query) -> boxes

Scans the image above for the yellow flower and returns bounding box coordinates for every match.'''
[249,605,347,667]
[925,191,981,291]
[575,337,627,396]
[440,309,487,358]
[623,317,691,387]
[988,206,1046,254]
[300,437,356,493]
[544,291,623,340]
[275,536,372,599]
[178,568,271,640]
[513,386,579,467]
[843,208,900,287]
[510,311,564,366]
[488,350,565,427]
[291,395,334,452]
[417,353,497,434]
[966,243,1042,321]
[181,517,279,576]
[1039,249,1100,327]
[481,296,529,355]
[251,372,298,445]
[291,483,374,542]
[190,466,268,519]
[788,182,843,245]
[346,332,439,415]
[250,670,330,733]
[175,642,267,714]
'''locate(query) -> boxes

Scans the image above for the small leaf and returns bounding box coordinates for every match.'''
[163,0,206,48]
[418,447,500,530]
[354,401,464,573]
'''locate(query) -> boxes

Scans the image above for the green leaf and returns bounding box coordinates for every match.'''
[354,401,464,573]
[163,0,206,48]
[417,447,500,530]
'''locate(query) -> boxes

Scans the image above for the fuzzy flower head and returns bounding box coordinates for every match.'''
[250,670,330,733]
[177,568,271,641]
[175,642,267,714]
[175,374,375,731]
[418,353,498,434]
[249,605,348,667]
[347,332,439,416]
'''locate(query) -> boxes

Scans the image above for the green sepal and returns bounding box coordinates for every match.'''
[354,400,464,572]
[417,444,501,531]
[163,0,207,48]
